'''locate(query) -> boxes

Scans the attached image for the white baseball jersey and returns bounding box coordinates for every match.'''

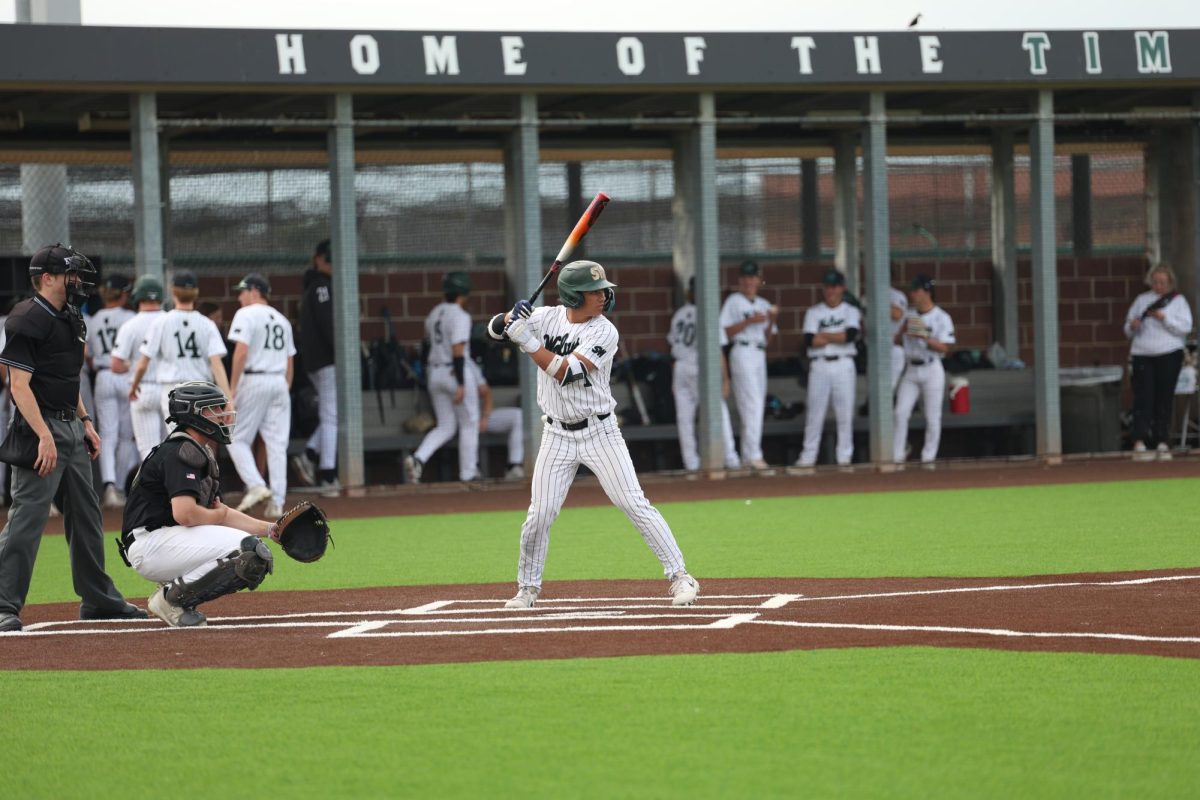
[1124,291,1193,356]
[112,310,163,384]
[668,303,730,366]
[86,307,135,370]
[424,302,473,366]
[140,309,227,383]
[902,306,956,362]
[228,303,296,373]
[802,301,862,359]
[719,293,776,348]
[525,305,618,421]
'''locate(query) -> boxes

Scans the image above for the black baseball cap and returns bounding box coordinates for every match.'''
[821,269,846,286]
[101,273,130,291]
[911,273,935,291]
[173,270,199,289]
[29,243,88,275]
[314,239,331,259]
[738,260,761,277]
[233,273,271,295]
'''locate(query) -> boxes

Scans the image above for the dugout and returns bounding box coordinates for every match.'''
[0,18,1197,484]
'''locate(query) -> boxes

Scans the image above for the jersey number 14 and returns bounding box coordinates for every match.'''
[173,330,200,359]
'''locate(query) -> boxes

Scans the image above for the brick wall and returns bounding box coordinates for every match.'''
[198,254,1150,369]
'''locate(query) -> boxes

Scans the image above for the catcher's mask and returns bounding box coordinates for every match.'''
[30,243,97,309]
[557,260,616,313]
[167,381,236,444]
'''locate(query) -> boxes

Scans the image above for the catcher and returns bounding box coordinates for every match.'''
[118,381,329,628]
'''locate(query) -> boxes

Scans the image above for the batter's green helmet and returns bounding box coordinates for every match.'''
[442,271,472,297]
[131,275,164,303]
[557,260,617,313]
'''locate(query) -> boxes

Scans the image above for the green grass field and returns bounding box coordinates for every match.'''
[7,477,1200,798]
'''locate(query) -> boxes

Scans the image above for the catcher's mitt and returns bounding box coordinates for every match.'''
[270,501,332,563]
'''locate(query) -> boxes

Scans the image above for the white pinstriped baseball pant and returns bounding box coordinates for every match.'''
[516,414,686,589]
[228,373,292,506]
[131,381,166,460]
[94,368,139,487]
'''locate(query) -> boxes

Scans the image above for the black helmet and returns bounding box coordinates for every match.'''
[166,381,235,444]
[30,243,96,308]
[442,271,472,297]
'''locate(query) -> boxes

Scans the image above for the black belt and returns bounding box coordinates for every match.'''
[812,355,844,362]
[244,370,285,375]
[43,408,76,421]
[547,412,610,431]
[95,366,110,371]
[735,341,765,350]
[910,359,933,366]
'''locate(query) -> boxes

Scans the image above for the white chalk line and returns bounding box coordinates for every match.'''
[793,573,1200,604]
[750,619,1200,645]
[5,577,1197,642]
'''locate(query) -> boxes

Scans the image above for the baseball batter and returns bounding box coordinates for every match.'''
[894,274,956,465]
[118,381,276,628]
[405,272,479,483]
[226,274,295,518]
[719,260,778,470]
[111,276,165,459]
[87,274,138,508]
[488,260,699,609]
[129,271,231,424]
[668,277,740,472]
[797,270,862,468]
[470,359,525,480]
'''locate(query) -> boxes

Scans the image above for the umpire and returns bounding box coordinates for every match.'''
[0,244,145,632]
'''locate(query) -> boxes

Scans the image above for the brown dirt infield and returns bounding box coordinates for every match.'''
[3,568,1197,670]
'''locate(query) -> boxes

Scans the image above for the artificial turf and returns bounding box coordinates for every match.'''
[20,476,1200,605]
[6,647,1199,799]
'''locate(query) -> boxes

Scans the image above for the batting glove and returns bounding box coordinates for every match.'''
[511,300,534,320]
[506,316,540,353]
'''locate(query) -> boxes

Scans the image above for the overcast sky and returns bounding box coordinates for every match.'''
[0,0,1196,31]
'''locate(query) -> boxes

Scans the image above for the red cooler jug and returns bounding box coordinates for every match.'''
[949,376,970,414]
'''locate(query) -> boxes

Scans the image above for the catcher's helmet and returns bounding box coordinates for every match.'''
[557,260,617,313]
[131,275,164,303]
[442,271,472,297]
[30,243,96,308]
[166,381,235,444]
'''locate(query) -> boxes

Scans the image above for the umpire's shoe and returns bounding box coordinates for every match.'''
[0,612,22,632]
[80,602,149,621]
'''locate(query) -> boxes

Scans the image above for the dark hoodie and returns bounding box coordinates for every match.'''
[298,267,334,370]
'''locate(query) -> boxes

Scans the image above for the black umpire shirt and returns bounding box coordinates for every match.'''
[0,294,85,413]
[298,268,334,370]
[123,434,220,535]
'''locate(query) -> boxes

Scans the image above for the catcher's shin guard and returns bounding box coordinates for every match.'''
[165,537,274,608]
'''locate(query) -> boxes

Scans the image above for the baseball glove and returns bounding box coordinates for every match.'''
[906,316,930,338]
[270,501,332,563]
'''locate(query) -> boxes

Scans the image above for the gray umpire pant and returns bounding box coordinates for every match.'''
[0,415,128,616]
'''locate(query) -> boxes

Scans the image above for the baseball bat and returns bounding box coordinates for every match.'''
[527,191,610,304]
